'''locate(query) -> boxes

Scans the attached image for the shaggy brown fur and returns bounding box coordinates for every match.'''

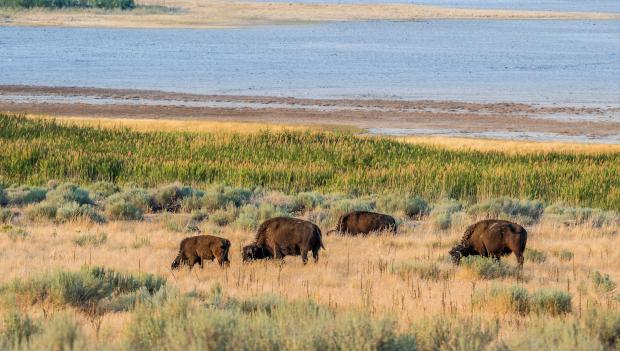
[171,235,231,270]
[327,211,397,235]
[449,219,527,267]
[243,217,324,264]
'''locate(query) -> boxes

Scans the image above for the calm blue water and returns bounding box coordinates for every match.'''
[246,0,620,13]
[1,20,619,104]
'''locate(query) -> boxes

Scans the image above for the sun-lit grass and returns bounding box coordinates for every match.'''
[0,209,617,350]
[2,114,620,210]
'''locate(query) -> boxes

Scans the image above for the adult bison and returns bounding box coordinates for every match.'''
[327,211,397,235]
[171,235,231,270]
[449,219,527,267]
[242,217,324,264]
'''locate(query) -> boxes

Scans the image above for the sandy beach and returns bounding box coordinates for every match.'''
[1,0,619,29]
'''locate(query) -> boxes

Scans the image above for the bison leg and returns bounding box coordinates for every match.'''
[312,248,320,263]
[516,253,524,268]
[301,247,309,265]
[273,246,285,260]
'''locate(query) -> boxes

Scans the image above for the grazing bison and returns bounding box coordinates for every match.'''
[242,217,324,264]
[171,235,231,270]
[449,219,527,267]
[327,211,397,235]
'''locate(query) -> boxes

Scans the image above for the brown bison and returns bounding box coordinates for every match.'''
[242,217,324,264]
[327,211,397,235]
[449,219,527,267]
[171,235,231,270]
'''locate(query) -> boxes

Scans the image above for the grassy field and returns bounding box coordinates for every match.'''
[0,181,618,350]
[1,113,620,210]
[0,113,619,350]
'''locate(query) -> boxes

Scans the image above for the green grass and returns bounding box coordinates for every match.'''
[1,114,620,210]
[0,0,134,9]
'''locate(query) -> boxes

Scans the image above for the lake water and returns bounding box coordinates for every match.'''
[247,0,620,13]
[1,20,619,105]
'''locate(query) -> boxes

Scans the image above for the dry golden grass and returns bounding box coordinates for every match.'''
[396,135,620,154]
[2,0,619,29]
[1,214,617,342]
[48,116,342,134]
[44,115,620,155]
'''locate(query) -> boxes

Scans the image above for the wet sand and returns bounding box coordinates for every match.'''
[1,85,619,143]
[1,0,619,29]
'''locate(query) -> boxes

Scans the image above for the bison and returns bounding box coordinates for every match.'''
[171,235,231,270]
[327,211,397,235]
[242,217,324,264]
[449,219,527,267]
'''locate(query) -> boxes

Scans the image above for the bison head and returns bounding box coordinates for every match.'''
[242,244,271,262]
[449,244,468,265]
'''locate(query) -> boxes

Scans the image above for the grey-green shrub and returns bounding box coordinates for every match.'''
[105,188,151,220]
[592,271,617,294]
[584,307,620,349]
[1,310,38,349]
[413,316,498,351]
[150,183,203,212]
[88,181,120,201]
[45,183,93,206]
[472,284,529,314]
[405,196,429,219]
[5,186,47,206]
[72,232,107,247]
[468,197,544,223]
[202,185,253,210]
[0,208,13,223]
[125,287,417,351]
[3,266,166,311]
[430,200,462,230]
[376,193,404,214]
[28,201,58,221]
[391,261,449,281]
[181,194,204,212]
[460,256,522,280]
[545,202,619,227]
[234,203,289,230]
[529,289,572,315]
[525,248,547,264]
[552,249,574,262]
[28,313,85,351]
[507,318,602,351]
[296,191,325,211]
[210,204,239,226]
[56,202,106,224]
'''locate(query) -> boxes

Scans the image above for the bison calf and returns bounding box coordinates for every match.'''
[171,235,231,270]
[449,219,527,267]
[327,211,397,235]
[242,217,324,264]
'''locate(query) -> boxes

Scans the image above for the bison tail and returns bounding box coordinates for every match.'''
[171,253,182,270]
[325,229,339,236]
[316,227,326,250]
[519,228,528,253]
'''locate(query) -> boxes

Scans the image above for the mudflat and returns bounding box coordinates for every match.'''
[2,85,619,143]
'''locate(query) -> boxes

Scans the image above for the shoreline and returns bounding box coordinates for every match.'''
[1,1,619,29]
[2,85,619,144]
